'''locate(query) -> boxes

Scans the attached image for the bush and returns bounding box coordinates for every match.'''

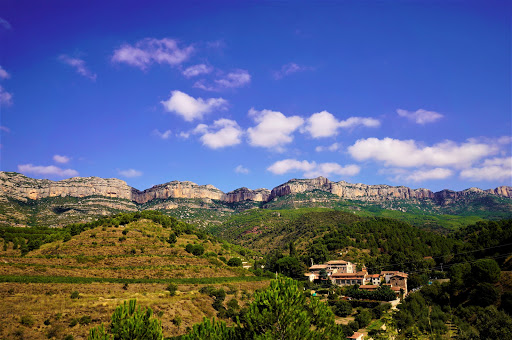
[79,315,92,325]
[167,283,178,296]
[70,291,80,299]
[20,315,34,327]
[227,258,242,267]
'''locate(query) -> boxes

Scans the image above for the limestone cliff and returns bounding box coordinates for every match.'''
[1,172,510,206]
[268,177,437,201]
[0,172,133,201]
[223,187,271,203]
[132,181,225,203]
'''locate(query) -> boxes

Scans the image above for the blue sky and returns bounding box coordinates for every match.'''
[1,0,510,193]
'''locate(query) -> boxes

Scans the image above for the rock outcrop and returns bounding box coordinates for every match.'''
[132,181,225,204]
[1,172,510,206]
[268,177,437,201]
[0,172,133,201]
[223,187,271,203]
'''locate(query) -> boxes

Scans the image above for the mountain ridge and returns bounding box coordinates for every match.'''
[1,171,511,204]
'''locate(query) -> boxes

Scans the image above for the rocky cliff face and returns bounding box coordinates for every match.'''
[132,181,225,204]
[0,172,133,201]
[268,177,437,201]
[1,172,510,206]
[223,187,271,203]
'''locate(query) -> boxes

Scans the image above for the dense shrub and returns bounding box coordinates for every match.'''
[227,257,242,267]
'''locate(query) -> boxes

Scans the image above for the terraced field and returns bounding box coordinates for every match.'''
[0,219,270,339]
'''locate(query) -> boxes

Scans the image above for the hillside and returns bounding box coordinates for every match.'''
[0,212,270,339]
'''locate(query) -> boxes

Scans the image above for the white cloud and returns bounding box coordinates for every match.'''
[182,64,213,78]
[460,157,512,181]
[273,62,312,79]
[58,55,97,81]
[397,108,443,124]
[348,137,499,168]
[118,169,143,178]
[305,111,380,138]
[338,117,380,129]
[112,38,193,70]
[315,142,341,152]
[160,90,228,122]
[194,69,251,91]
[247,108,304,151]
[194,119,242,149]
[0,66,10,79]
[0,18,11,30]
[0,85,13,105]
[53,155,70,164]
[406,168,453,182]
[306,111,340,138]
[235,165,249,174]
[18,164,78,178]
[0,126,10,133]
[152,129,172,140]
[215,69,251,88]
[267,159,360,178]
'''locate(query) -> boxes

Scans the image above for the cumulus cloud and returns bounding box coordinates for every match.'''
[193,119,242,149]
[118,169,143,178]
[152,129,172,140]
[160,90,228,122]
[0,85,13,105]
[18,164,78,178]
[112,38,193,70]
[315,142,341,152]
[397,108,443,124]
[235,165,249,174]
[348,137,499,168]
[273,62,312,79]
[305,111,380,138]
[0,66,10,79]
[0,18,11,30]
[267,159,360,178]
[53,154,70,164]
[247,108,304,152]
[194,69,251,91]
[460,157,512,181]
[406,168,453,182]
[182,64,213,78]
[58,55,97,81]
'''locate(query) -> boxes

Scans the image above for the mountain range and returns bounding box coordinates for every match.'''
[0,171,511,228]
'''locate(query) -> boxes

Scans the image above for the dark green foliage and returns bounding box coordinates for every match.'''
[275,256,305,278]
[88,299,163,340]
[185,244,205,256]
[344,285,396,301]
[226,257,242,267]
[470,283,500,307]
[470,258,501,284]
[167,283,178,296]
[19,315,34,327]
[181,317,237,340]
[167,232,177,244]
[331,300,352,317]
[354,308,372,328]
[70,291,80,299]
